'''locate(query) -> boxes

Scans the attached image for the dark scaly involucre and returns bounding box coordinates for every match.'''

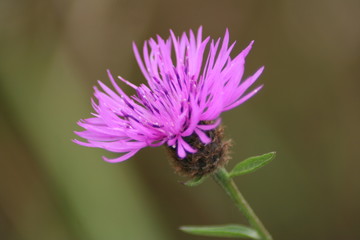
[167,123,231,177]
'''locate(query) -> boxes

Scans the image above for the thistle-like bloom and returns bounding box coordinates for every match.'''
[74,27,264,165]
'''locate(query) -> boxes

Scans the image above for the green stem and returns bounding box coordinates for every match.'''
[212,167,273,240]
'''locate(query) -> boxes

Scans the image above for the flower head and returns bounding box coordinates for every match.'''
[74,27,264,166]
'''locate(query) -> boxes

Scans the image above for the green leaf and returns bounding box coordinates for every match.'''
[180,224,260,239]
[182,175,207,187]
[229,152,276,178]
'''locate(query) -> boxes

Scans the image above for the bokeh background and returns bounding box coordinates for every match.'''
[1,0,359,239]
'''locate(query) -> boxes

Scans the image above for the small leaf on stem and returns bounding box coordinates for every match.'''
[180,224,260,239]
[182,175,207,187]
[229,152,276,178]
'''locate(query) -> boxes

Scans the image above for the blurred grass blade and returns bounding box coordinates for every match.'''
[229,152,276,178]
[182,175,207,187]
[180,224,260,239]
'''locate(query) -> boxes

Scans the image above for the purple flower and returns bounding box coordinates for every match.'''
[74,27,264,163]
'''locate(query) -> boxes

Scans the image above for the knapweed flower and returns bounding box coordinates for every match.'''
[74,27,264,177]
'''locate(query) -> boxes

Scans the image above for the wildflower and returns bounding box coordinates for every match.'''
[74,27,264,176]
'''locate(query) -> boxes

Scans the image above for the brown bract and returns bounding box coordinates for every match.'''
[167,125,231,178]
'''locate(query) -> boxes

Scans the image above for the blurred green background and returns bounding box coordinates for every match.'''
[1,0,359,239]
